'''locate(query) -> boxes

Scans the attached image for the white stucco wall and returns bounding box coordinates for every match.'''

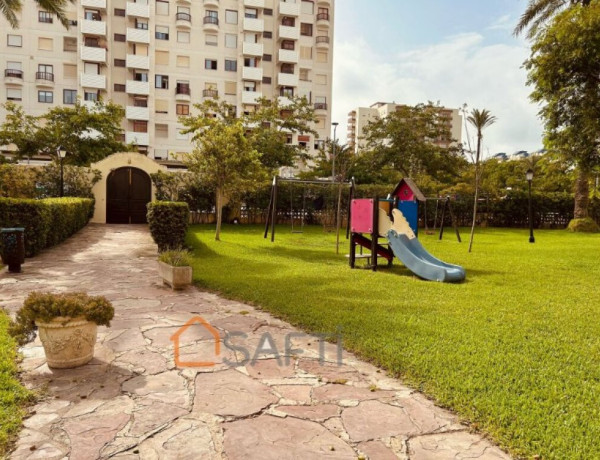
[90,152,167,223]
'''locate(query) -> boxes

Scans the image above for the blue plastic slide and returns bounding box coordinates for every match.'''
[386,229,466,282]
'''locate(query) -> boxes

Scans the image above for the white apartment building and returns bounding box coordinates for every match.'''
[347,102,463,153]
[0,0,334,163]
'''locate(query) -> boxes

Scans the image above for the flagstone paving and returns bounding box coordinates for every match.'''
[0,224,511,459]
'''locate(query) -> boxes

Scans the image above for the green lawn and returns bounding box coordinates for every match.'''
[188,225,600,459]
[0,311,32,456]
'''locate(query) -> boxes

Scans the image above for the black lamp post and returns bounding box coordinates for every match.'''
[58,146,67,197]
[331,121,339,180]
[526,168,535,243]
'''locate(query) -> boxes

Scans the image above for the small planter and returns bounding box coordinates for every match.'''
[36,317,98,369]
[158,261,192,290]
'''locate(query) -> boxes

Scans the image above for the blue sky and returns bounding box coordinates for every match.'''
[332,0,543,156]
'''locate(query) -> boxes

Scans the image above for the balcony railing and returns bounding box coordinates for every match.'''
[176,12,191,22]
[176,85,191,95]
[316,36,330,44]
[203,89,218,98]
[314,102,328,110]
[316,12,330,21]
[5,69,23,79]
[36,72,54,82]
[203,16,219,25]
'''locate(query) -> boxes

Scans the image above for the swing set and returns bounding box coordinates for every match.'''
[423,196,462,242]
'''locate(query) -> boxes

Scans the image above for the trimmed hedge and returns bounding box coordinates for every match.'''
[0,198,94,257]
[147,201,190,251]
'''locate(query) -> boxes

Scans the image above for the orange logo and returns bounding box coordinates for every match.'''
[170,316,221,367]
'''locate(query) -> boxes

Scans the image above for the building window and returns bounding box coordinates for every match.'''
[263,54,272,62]
[280,87,294,98]
[225,59,237,72]
[225,34,237,49]
[63,37,77,52]
[38,91,53,103]
[301,23,313,36]
[299,68,310,81]
[245,8,258,19]
[155,26,169,40]
[7,34,22,47]
[281,40,295,50]
[264,31,272,39]
[177,31,190,43]
[205,10,218,25]
[84,91,98,102]
[264,8,273,16]
[134,71,148,82]
[133,120,148,133]
[114,8,125,16]
[155,74,169,89]
[244,57,258,67]
[114,83,126,92]
[114,33,126,42]
[7,88,22,101]
[205,59,217,70]
[262,76,272,84]
[281,63,294,74]
[225,10,238,24]
[136,19,148,29]
[244,81,256,92]
[176,104,190,116]
[39,11,53,23]
[114,59,125,67]
[156,0,169,15]
[282,17,295,27]
[301,1,314,14]
[63,89,77,104]
[155,124,168,138]
[206,34,218,46]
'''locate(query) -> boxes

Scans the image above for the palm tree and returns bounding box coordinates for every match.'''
[1,0,71,29]
[514,0,591,39]
[467,109,497,253]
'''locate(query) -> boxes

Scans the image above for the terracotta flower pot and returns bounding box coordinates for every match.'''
[158,261,192,290]
[35,317,98,369]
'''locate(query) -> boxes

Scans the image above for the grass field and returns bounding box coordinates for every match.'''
[0,311,32,456]
[188,225,600,459]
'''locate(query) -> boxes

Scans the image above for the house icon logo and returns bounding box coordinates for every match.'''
[170,316,221,367]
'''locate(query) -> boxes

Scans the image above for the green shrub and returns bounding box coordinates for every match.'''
[147,201,190,251]
[0,197,94,256]
[158,249,192,267]
[567,217,600,233]
[9,292,114,346]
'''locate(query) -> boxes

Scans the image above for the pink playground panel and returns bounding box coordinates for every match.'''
[395,182,415,202]
[351,199,374,234]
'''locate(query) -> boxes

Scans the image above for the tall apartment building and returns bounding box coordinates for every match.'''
[347,102,462,153]
[0,0,334,162]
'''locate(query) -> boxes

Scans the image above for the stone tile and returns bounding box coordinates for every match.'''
[341,400,419,442]
[63,412,130,460]
[272,384,313,403]
[313,384,396,402]
[122,371,190,409]
[245,358,296,379]
[409,432,511,459]
[277,404,339,421]
[223,414,356,459]
[129,399,189,436]
[115,348,169,375]
[298,359,364,383]
[358,440,401,460]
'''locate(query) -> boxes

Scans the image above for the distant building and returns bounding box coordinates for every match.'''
[347,102,463,153]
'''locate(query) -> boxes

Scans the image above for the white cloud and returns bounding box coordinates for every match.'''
[488,14,514,31]
[331,33,544,157]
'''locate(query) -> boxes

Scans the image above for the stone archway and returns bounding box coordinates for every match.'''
[106,167,151,224]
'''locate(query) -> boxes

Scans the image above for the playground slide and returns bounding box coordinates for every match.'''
[386,209,465,282]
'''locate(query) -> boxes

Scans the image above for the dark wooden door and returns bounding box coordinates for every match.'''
[107,167,151,224]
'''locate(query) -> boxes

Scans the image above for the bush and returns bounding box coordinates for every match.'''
[158,249,192,267]
[9,292,114,346]
[567,218,600,233]
[0,197,94,256]
[147,201,190,251]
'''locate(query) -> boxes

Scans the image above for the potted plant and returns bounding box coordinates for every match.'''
[158,249,193,290]
[10,292,114,369]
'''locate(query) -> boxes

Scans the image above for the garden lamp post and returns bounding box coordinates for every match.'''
[331,122,339,181]
[58,146,67,197]
[526,168,535,243]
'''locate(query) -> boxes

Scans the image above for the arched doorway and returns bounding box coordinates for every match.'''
[106,167,151,224]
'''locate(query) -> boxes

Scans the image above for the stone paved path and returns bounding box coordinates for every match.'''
[0,225,510,459]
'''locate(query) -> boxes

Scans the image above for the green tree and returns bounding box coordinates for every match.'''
[34,163,101,198]
[467,108,497,252]
[0,103,40,160]
[525,2,600,222]
[305,139,354,181]
[514,0,592,39]
[1,0,71,28]
[0,164,36,198]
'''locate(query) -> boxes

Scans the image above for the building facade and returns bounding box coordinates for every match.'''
[347,102,462,153]
[0,0,334,162]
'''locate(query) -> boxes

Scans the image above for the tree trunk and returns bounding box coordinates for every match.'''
[468,136,482,253]
[574,167,590,219]
[215,188,223,241]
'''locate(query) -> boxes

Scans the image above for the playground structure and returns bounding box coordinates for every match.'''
[349,179,466,282]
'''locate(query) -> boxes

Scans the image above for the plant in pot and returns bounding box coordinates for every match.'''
[10,292,114,369]
[158,249,193,290]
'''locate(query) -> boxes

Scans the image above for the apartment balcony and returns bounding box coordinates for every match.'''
[278,49,298,63]
[204,0,219,6]
[317,0,331,6]
[81,0,106,9]
[279,25,299,40]
[277,72,298,87]
[35,72,55,87]
[176,12,191,28]
[279,1,300,16]
[126,105,150,121]
[126,54,150,69]
[242,66,263,81]
[126,1,150,18]
[243,17,264,32]
[316,12,330,26]
[203,16,219,32]
[4,69,24,85]
[175,85,191,102]
[126,80,150,95]
[80,45,107,63]
[126,131,149,146]
[314,102,328,112]
[202,89,219,99]
[80,73,106,89]
[126,27,150,44]
[242,91,261,105]
[244,0,264,7]
[315,35,330,49]
[243,42,264,56]
[81,18,106,36]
